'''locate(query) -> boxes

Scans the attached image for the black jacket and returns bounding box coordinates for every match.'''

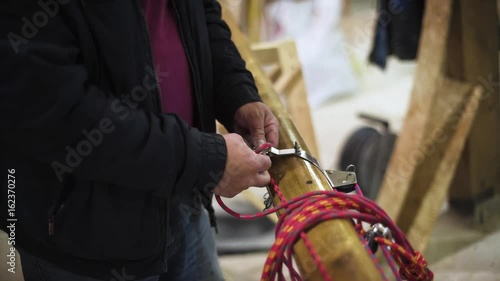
[0,0,260,279]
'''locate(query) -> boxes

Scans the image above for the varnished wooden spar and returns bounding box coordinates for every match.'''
[221,6,383,281]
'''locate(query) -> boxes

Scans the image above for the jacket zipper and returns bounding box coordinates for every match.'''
[48,185,71,236]
[138,3,163,113]
[136,0,169,259]
[171,0,206,131]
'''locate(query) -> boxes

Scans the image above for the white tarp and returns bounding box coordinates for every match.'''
[264,0,359,108]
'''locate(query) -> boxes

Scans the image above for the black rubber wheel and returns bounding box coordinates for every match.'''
[338,127,382,199]
[338,127,381,172]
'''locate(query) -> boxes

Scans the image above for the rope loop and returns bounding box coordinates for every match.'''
[399,251,433,281]
[215,143,433,281]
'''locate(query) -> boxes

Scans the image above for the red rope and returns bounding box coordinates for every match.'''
[215,143,433,281]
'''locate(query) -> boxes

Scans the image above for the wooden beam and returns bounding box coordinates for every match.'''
[377,0,500,250]
[448,0,500,210]
[403,85,483,250]
[252,40,320,158]
[376,0,455,222]
[251,45,280,65]
[342,0,351,17]
[219,0,244,27]
[221,5,382,281]
[247,0,263,43]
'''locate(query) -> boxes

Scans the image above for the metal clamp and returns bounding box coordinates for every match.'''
[364,223,393,254]
[265,142,322,170]
[262,142,359,192]
[324,168,358,193]
[262,141,333,185]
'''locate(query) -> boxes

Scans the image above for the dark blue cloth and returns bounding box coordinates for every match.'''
[369,0,426,69]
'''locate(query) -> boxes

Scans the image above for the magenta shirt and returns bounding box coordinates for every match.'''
[141,0,194,125]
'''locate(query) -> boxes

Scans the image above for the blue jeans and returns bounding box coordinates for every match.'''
[19,208,224,281]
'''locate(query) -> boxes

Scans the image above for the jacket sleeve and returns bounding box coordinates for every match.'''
[0,2,226,199]
[203,0,262,130]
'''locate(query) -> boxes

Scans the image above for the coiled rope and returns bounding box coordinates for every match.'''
[215,143,433,281]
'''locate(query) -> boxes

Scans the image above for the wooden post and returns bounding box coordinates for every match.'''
[447,0,500,215]
[376,0,499,251]
[377,0,454,225]
[221,5,383,281]
[252,40,320,158]
[247,0,263,43]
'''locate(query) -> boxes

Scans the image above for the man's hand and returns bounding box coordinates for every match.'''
[233,102,279,148]
[214,134,272,198]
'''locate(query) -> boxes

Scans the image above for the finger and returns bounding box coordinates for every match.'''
[213,186,221,196]
[224,191,239,198]
[214,185,243,198]
[243,135,254,148]
[254,153,272,171]
[248,117,267,148]
[233,125,254,148]
[265,122,279,147]
[259,170,270,177]
[252,131,266,148]
[253,171,271,187]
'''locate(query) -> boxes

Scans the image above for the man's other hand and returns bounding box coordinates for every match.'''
[233,102,279,148]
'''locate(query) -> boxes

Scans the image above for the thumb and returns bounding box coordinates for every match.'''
[245,112,267,147]
[250,123,266,148]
